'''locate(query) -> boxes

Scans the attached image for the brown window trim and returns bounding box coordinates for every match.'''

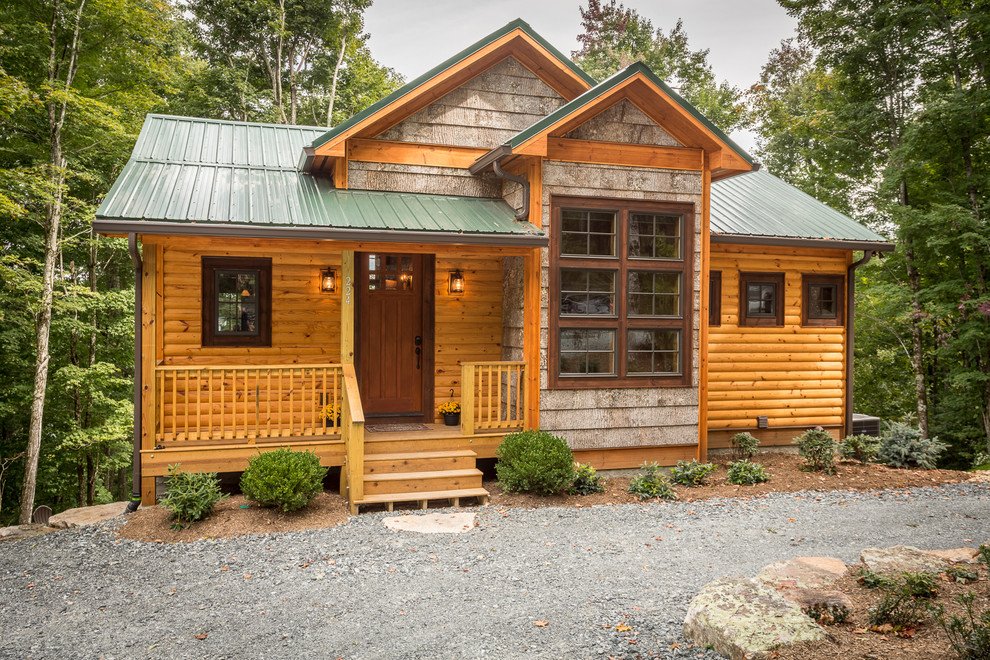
[739,272,785,327]
[802,273,845,327]
[709,270,721,326]
[201,256,272,347]
[549,195,694,389]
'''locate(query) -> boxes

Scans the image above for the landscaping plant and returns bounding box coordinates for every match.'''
[627,462,677,500]
[945,567,980,584]
[161,464,227,530]
[670,460,717,486]
[868,572,939,630]
[937,591,990,659]
[878,422,947,469]
[240,447,328,512]
[569,462,606,495]
[730,432,760,459]
[857,567,893,590]
[495,430,576,495]
[795,427,838,474]
[726,459,770,485]
[838,434,881,464]
[803,602,849,625]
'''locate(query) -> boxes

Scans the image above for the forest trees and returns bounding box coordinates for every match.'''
[752,0,990,463]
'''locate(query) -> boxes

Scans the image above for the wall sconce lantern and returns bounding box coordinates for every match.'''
[320,267,337,294]
[448,269,465,295]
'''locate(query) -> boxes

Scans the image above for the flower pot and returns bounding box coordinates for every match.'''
[443,412,460,427]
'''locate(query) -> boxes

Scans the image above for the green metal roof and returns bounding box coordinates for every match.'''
[711,170,891,248]
[307,18,596,152]
[95,115,545,245]
[500,61,753,165]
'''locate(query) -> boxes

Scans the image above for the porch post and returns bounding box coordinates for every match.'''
[341,250,355,364]
[523,246,541,429]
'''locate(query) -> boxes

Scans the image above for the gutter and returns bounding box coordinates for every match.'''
[125,234,143,513]
[845,251,875,437]
[469,145,531,223]
[711,233,894,253]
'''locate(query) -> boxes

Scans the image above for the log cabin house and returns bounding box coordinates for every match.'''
[94,19,892,513]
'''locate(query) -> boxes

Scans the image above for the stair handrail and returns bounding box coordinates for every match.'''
[341,364,365,507]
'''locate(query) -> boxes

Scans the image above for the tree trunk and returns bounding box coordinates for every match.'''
[326,32,347,127]
[903,238,930,440]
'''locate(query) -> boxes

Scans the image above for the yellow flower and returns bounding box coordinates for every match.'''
[438,401,461,415]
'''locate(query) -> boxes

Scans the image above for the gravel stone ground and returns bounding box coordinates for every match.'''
[2,482,989,659]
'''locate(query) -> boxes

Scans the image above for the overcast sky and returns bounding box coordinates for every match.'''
[363,0,800,153]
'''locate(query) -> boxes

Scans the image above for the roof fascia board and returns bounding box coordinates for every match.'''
[712,233,895,252]
[92,219,549,248]
[307,20,594,162]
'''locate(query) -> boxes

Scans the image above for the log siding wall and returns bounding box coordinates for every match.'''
[707,243,850,446]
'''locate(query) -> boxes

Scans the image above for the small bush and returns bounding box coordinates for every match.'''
[240,447,328,512]
[670,460,717,486]
[857,567,893,590]
[726,459,770,485]
[938,591,990,659]
[627,462,678,500]
[495,430,576,495]
[803,602,850,625]
[946,567,980,584]
[839,434,881,464]
[979,544,990,566]
[570,463,606,495]
[162,464,227,530]
[795,427,838,474]
[730,432,760,459]
[868,572,939,630]
[878,422,947,469]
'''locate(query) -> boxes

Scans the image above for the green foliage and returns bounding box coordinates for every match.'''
[240,447,328,512]
[839,434,882,464]
[161,465,227,530]
[879,423,947,469]
[569,463,606,495]
[945,567,979,584]
[938,591,990,659]
[730,432,759,460]
[670,460,717,487]
[803,602,849,626]
[495,430,576,495]
[726,459,770,485]
[626,462,677,500]
[795,428,838,474]
[857,567,893,590]
[868,572,939,630]
[978,545,990,566]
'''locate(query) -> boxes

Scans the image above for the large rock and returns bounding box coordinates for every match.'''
[383,512,475,534]
[0,524,57,542]
[684,576,826,660]
[778,588,853,614]
[757,556,848,589]
[860,545,976,574]
[48,502,128,529]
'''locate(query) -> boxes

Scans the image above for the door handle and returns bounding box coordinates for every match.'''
[415,346,421,369]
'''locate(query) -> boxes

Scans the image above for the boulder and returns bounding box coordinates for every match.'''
[383,512,475,534]
[48,502,128,529]
[860,545,975,574]
[0,524,57,542]
[757,556,848,589]
[684,576,826,660]
[778,588,854,614]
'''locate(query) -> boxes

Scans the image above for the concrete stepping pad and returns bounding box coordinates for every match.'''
[383,512,475,534]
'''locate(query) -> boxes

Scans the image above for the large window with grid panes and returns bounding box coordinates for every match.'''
[549,197,693,388]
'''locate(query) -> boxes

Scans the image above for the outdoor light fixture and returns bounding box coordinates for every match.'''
[448,269,465,294]
[320,267,337,294]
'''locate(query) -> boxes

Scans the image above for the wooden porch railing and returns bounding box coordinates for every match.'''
[460,361,527,435]
[154,364,343,443]
[341,363,365,509]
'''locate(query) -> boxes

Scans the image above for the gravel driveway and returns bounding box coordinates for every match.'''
[2,482,989,659]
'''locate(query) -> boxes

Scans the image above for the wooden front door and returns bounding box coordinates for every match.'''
[356,253,434,419]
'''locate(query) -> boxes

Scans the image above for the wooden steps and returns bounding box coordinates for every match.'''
[351,448,488,514]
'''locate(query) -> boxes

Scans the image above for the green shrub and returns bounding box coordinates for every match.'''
[946,567,980,584]
[868,572,939,630]
[240,447,328,512]
[795,427,838,474]
[730,432,760,459]
[495,430,576,495]
[803,602,850,625]
[670,460,717,486]
[161,464,227,530]
[570,463,606,495]
[839,434,882,464]
[857,567,893,590]
[878,422,947,469]
[938,591,990,659]
[726,459,770,485]
[979,544,990,566]
[627,462,678,500]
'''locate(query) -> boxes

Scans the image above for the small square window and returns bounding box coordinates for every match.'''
[739,272,785,327]
[560,269,616,316]
[559,328,616,375]
[626,329,680,375]
[628,213,682,259]
[561,209,616,256]
[202,257,272,347]
[803,274,844,326]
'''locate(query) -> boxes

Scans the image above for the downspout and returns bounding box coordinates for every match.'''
[125,234,143,513]
[845,251,875,437]
[492,160,529,223]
